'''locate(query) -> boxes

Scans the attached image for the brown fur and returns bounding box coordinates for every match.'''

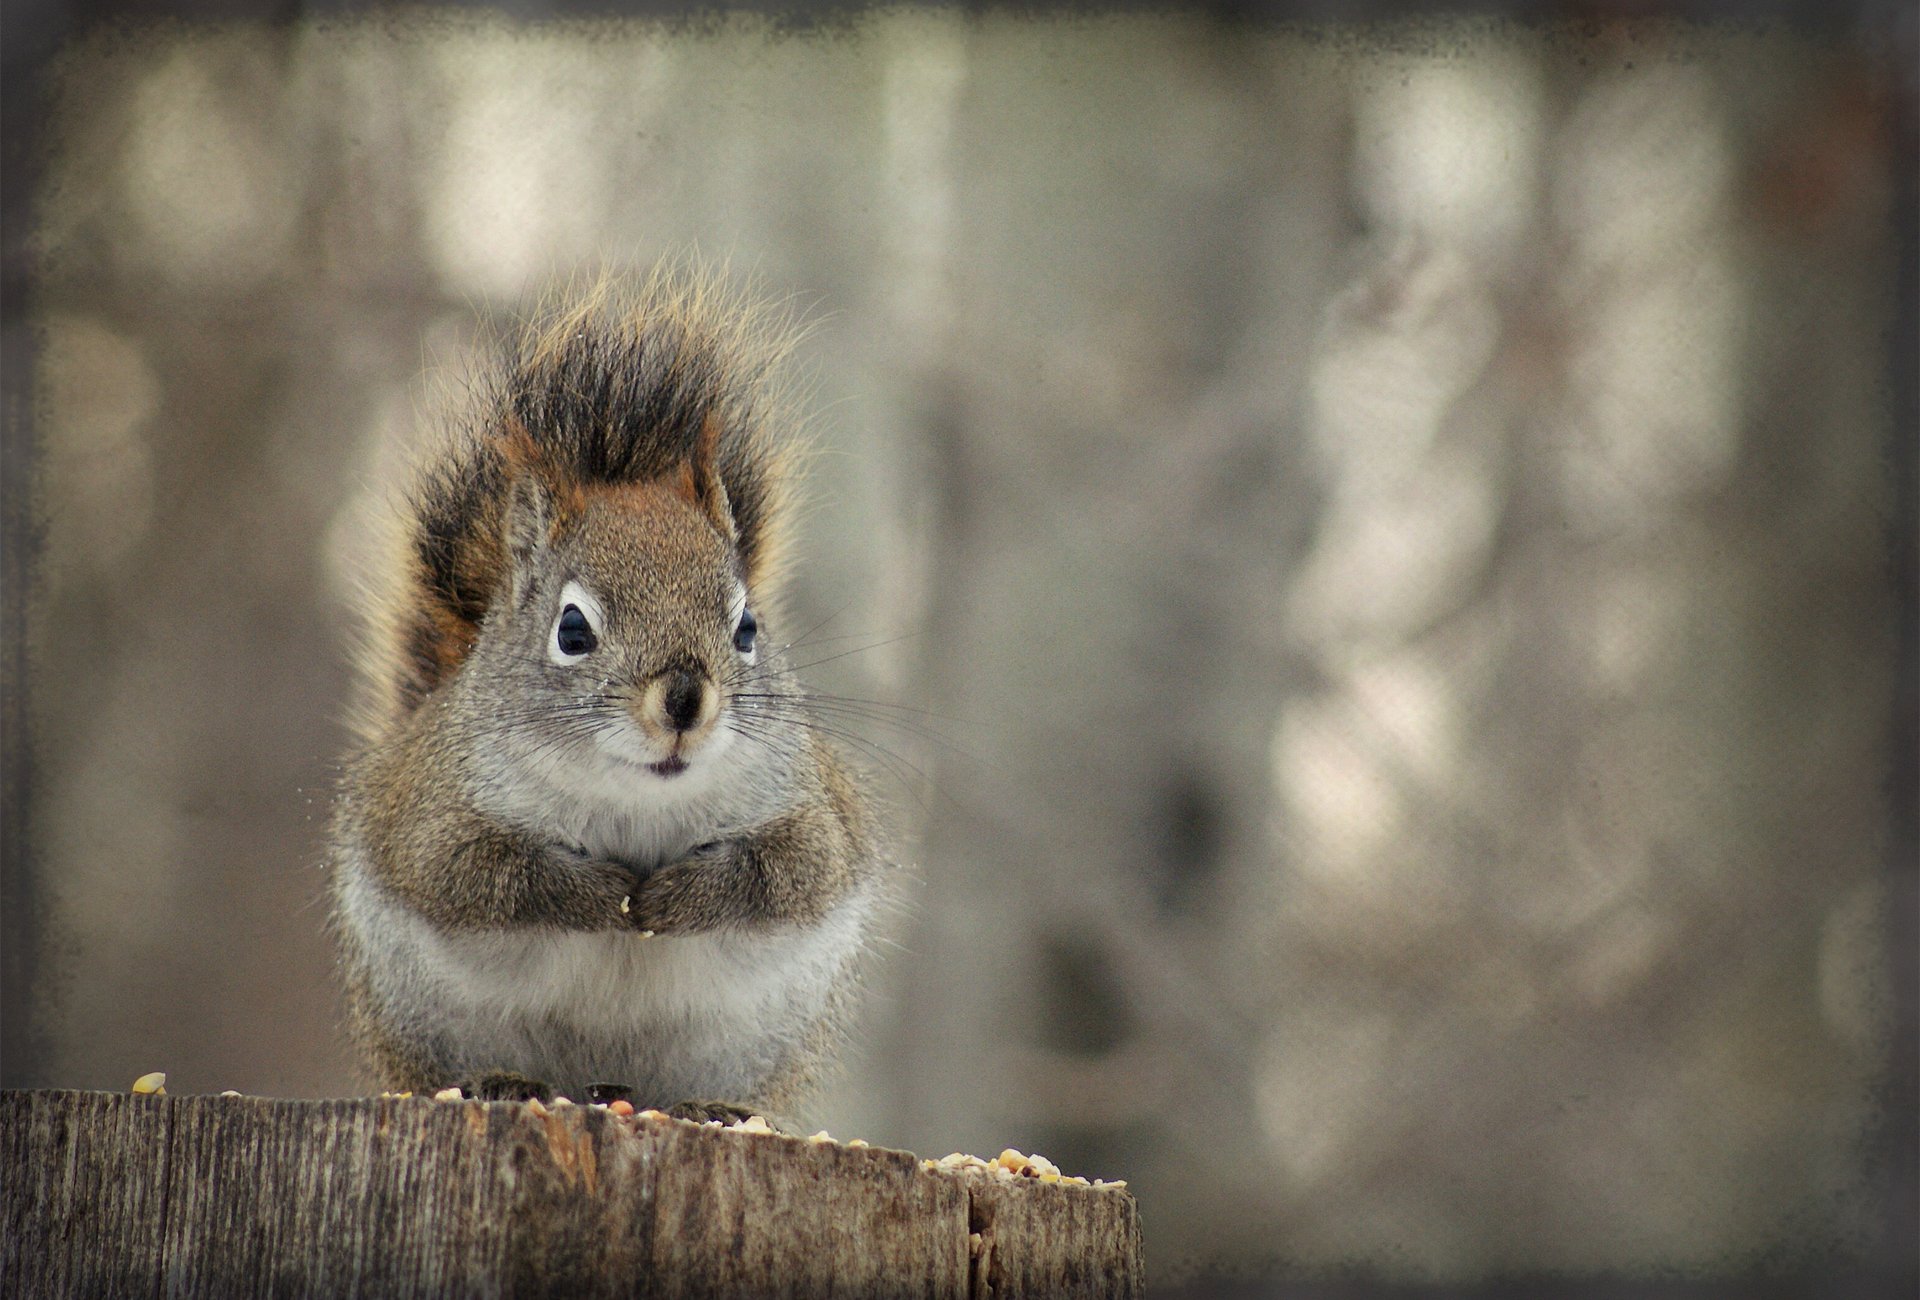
[349,266,808,748]
[330,268,887,1120]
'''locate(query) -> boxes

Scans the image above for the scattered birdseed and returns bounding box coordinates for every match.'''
[455,1094,1132,1192]
[920,1146,1122,1189]
[131,1072,166,1095]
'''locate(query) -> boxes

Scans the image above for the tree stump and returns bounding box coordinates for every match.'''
[0,1089,1141,1298]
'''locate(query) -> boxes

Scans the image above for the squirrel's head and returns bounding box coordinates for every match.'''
[473,416,773,792]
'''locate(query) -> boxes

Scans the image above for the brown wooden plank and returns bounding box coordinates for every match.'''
[0,1091,1138,1298]
[959,1171,1143,1299]
[644,1117,968,1299]
[1,1089,176,1297]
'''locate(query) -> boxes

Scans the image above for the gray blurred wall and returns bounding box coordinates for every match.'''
[9,12,1911,1284]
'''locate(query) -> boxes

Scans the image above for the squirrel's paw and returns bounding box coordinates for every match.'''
[459,1071,554,1103]
[619,841,737,934]
[664,1098,762,1126]
[554,849,649,928]
[618,869,679,933]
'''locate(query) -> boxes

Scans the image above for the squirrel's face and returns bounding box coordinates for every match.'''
[483,458,766,790]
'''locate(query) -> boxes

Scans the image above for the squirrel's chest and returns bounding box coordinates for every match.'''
[439,925,837,1037]
[367,886,870,1095]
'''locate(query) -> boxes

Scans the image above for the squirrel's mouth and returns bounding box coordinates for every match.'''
[605,726,733,781]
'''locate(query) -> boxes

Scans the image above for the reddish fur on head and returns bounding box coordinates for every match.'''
[351,267,805,742]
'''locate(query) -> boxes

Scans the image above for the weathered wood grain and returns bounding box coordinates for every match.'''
[0,1090,1141,1298]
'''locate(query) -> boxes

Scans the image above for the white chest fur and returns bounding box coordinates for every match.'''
[339,861,871,1101]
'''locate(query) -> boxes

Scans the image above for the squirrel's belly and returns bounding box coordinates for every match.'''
[341,868,871,1099]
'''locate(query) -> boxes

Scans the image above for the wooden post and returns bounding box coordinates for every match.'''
[0,1089,1141,1298]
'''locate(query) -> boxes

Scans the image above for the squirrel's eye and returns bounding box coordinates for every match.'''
[733,608,758,655]
[556,604,597,657]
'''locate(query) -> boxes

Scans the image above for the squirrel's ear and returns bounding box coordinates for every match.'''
[497,419,560,584]
[675,412,735,541]
[505,469,554,568]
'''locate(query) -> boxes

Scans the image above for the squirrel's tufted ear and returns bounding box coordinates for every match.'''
[673,412,735,541]
[504,469,553,567]
[497,419,567,591]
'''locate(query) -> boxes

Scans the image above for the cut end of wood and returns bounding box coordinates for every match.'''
[2,1089,1143,1298]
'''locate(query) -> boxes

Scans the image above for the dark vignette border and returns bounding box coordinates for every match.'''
[0,0,1911,1296]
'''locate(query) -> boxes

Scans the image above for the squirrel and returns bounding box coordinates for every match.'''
[327,269,886,1125]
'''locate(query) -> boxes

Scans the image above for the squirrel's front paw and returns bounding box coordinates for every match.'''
[557,850,647,928]
[620,841,737,934]
[617,870,675,934]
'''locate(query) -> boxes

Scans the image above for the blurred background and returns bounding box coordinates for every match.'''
[3,5,1914,1290]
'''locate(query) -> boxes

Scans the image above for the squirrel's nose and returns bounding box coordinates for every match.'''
[637,667,719,740]
[659,669,710,733]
